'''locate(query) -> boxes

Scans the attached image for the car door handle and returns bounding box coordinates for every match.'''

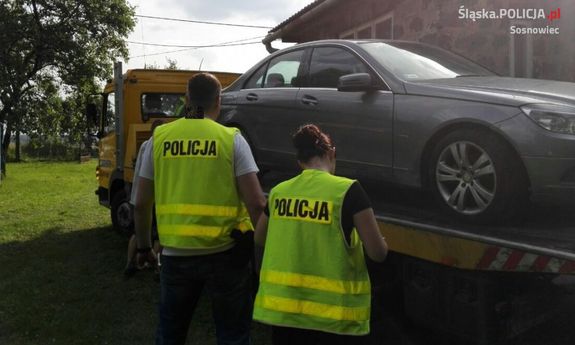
[301,95,318,106]
[246,93,258,101]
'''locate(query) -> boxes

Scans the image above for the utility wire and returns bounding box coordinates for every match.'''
[128,35,265,48]
[129,41,262,59]
[135,14,273,29]
[130,47,197,59]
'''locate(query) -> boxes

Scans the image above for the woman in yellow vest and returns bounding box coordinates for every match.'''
[254,124,388,345]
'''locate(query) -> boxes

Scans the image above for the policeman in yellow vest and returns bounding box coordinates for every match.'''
[254,124,388,345]
[134,73,266,345]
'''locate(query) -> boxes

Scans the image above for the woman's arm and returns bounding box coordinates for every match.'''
[354,208,388,262]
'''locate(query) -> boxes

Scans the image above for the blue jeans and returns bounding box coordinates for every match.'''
[156,251,253,345]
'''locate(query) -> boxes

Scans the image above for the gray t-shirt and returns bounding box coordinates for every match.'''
[130,139,150,205]
[138,128,259,256]
[139,133,258,180]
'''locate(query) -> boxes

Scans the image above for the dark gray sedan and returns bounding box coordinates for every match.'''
[220,40,575,223]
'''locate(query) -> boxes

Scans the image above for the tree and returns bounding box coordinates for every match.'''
[144,62,161,70]
[11,76,63,161]
[165,58,179,70]
[144,58,179,70]
[0,0,135,174]
[17,78,98,160]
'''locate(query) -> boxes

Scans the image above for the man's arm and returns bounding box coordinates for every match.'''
[236,172,266,228]
[134,176,155,250]
[254,213,269,246]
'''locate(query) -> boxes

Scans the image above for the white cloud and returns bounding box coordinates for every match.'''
[123,0,315,73]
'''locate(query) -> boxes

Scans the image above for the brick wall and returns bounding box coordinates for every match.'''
[283,0,575,82]
[391,0,574,81]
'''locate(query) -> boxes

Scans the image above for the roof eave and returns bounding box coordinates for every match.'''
[262,0,342,45]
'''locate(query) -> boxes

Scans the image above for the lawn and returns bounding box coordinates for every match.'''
[0,161,270,345]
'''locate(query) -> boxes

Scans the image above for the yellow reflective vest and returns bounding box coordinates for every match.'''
[254,169,371,335]
[153,118,252,249]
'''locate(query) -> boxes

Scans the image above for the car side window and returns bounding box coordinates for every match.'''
[308,47,369,88]
[263,50,305,88]
[244,63,268,89]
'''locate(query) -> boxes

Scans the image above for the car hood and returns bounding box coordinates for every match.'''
[404,77,575,107]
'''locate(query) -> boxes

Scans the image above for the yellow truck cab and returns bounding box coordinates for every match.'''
[91,62,239,233]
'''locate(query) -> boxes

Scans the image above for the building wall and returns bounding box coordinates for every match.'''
[282,0,574,82]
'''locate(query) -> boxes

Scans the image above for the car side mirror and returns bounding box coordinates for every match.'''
[337,73,374,92]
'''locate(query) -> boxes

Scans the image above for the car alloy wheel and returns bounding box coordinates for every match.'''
[435,141,497,215]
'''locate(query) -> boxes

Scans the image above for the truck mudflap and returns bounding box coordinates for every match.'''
[378,215,575,275]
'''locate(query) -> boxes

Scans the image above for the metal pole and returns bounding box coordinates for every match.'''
[114,61,124,171]
[0,122,4,183]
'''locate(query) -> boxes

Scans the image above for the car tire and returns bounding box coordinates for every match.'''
[429,128,529,224]
[111,189,133,236]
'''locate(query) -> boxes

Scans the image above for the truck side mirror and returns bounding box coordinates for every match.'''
[85,103,98,127]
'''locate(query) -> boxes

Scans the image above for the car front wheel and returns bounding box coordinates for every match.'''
[430,128,528,224]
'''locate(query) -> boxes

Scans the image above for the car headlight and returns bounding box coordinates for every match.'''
[521,104,575,135]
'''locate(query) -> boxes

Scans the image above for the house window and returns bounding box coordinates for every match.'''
[358,27,372,39]
[340,13,393,40]
[509,21,533,78]
[375,17,393,39]
[341,33,355,40]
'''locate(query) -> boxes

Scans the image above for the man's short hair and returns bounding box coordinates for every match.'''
[187,73,221,115]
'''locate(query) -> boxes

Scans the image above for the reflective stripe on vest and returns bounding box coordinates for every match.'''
[153,118,252,249]
[253,169,371,336]
[260,269,370,295]
[256,295,370,322]
[156,204,242,217]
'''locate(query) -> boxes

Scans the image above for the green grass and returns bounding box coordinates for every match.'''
[0,161,270,345]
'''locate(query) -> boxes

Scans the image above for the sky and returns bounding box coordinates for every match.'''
[124,0,316,73]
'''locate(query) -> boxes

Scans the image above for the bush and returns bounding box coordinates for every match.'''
[19,138,84,161]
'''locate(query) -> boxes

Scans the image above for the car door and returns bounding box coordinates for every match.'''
[233,49,306,168]
[296,45,394,180]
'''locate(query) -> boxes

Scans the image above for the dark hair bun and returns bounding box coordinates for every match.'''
[292,124,332,163]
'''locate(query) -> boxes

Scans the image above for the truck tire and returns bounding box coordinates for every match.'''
[111,190,133,236]
[429,128,528,224]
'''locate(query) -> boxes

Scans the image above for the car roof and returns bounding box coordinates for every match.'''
[283,39,430,49]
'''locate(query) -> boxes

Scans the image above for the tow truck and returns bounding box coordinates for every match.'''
[88,62,240,234]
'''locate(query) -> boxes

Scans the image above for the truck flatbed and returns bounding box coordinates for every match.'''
[261,172,575,273]
[259,171,575,344]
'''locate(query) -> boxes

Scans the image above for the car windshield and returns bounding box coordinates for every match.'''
[361,41,495,81]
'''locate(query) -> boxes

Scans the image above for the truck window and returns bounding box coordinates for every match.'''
[141,93,186,119]
[103,92,116,133]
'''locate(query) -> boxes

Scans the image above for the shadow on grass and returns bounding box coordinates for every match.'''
[0,225,161,345]
[0,226,271,345]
